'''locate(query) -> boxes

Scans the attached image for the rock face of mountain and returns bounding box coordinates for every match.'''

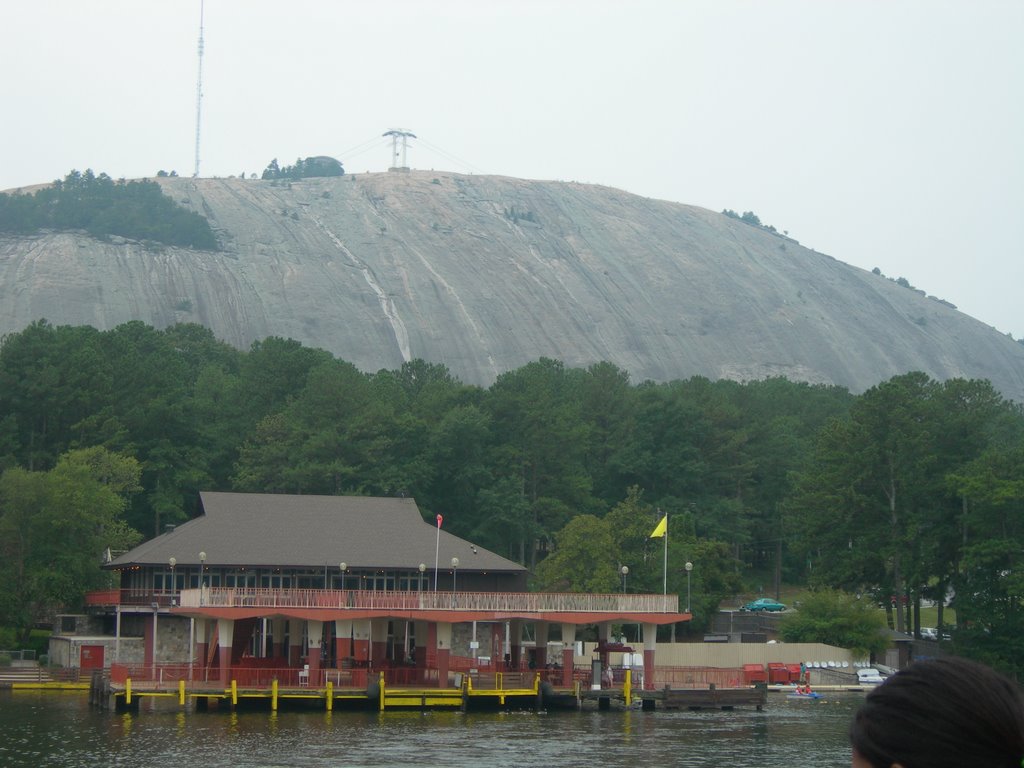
[2,171,1023,399]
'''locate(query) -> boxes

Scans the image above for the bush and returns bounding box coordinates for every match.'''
[0,653,11,667]
[780,588,888,656]
[25,630,50,658]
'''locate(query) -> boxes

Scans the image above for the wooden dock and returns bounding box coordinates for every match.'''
[578,682,768,712]
[89,671,768,714]
[93,671,546,713]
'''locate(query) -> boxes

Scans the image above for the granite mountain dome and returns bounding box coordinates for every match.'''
[2,171,1023,400]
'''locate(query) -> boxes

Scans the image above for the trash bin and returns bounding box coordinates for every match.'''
[768,662,790,684]
[743,663,767,684]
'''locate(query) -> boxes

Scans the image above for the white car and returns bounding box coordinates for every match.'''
[857,668,885,684]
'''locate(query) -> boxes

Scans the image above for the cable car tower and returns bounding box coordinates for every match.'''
[193,0,205,178]
[383,129,416,172]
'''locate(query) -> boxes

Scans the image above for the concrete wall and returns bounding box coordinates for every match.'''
[48,636,145,668]
[48,613,192,668]
[575,641,859,669]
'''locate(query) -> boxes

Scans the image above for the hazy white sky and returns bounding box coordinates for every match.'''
[2,1,1022,339]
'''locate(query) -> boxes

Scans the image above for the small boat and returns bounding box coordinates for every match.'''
[787,690,822,700]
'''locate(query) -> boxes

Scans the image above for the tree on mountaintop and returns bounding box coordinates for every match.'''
[261,156,345,180]
[0,170,218,249]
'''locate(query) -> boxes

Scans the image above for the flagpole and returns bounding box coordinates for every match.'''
[434,514,442,591]
[663,521,668,595]
[649,512,669,594]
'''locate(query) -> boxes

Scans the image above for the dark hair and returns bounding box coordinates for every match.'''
[850,657,1024,768]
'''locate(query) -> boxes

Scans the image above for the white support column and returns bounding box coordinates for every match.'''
[370,618,389,666]
[335,619,354,664]
[560,623,577,687]
[534,622,549,668]
[288,620,304,666]
[307,620,324,683]
[436,621,452,687]
[642,623,658,691]
[217,618,235,683]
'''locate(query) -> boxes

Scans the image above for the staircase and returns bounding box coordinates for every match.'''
[0,661,53,686]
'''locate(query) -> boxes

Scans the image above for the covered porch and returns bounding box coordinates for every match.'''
[162,586,687,691]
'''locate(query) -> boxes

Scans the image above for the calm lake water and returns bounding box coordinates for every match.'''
[0,691,860,767]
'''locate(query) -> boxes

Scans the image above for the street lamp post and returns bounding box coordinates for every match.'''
[169,557,177,606]
[199,551,207,606]
[451,557,459,592]
[339,562,347,590]
[685,561,693,613]
[620,565,629,594]
[418,563,426,591]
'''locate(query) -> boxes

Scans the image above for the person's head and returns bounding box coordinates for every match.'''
[850,656,1024,768]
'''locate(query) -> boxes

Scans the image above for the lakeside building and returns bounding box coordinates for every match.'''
[66,492,688,690]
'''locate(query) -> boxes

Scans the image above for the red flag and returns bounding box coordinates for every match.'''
[436,514,443,527]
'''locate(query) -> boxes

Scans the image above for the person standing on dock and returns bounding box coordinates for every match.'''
[850,657,1024,768]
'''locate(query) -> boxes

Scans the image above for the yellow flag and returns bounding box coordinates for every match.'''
[649,514,667,538]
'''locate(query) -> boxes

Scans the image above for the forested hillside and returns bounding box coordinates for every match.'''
[1,320,1022,671]
[0,170,218,249]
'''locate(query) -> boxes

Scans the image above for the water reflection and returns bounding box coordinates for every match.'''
[0,692,860,768]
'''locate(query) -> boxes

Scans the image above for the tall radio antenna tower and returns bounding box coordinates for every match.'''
[193,0,205,178]
[383,129,416,172]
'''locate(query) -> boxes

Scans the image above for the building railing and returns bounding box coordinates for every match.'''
[171,587,679,614]
[85,589,179,608]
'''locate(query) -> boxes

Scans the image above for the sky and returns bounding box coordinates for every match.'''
[2,1,1022,339]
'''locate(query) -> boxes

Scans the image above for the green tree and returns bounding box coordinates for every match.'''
[577,362,636,504]
[779,589,888,657]
[533,514,618,592]
[681,538,744,632]
[485,359,595,567]
[603,485,664,593]
[0,321,111,471]
[947,438,1024,674]
[787,373,943,631]
[0,170,217,249]
[423,404,493,538]
[0,448,142,642]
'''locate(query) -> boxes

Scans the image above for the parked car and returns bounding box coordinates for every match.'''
[740,598,786,612]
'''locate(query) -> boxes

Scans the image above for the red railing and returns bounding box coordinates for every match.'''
[84,589,180,608]
[657,665,748,688]
[84,589,121,606]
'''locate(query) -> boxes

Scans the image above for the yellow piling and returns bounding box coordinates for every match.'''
[126,677,132,705]
[231,679,238,706]
[496,671,503,690]
[624,669,632,706]
[326,680,333,711]
[533,672,541,693]
[271,679,278,712]
[379,671,386,712]
[179,679,186,706]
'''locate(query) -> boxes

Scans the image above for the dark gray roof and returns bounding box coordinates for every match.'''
[108,492,526,574]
